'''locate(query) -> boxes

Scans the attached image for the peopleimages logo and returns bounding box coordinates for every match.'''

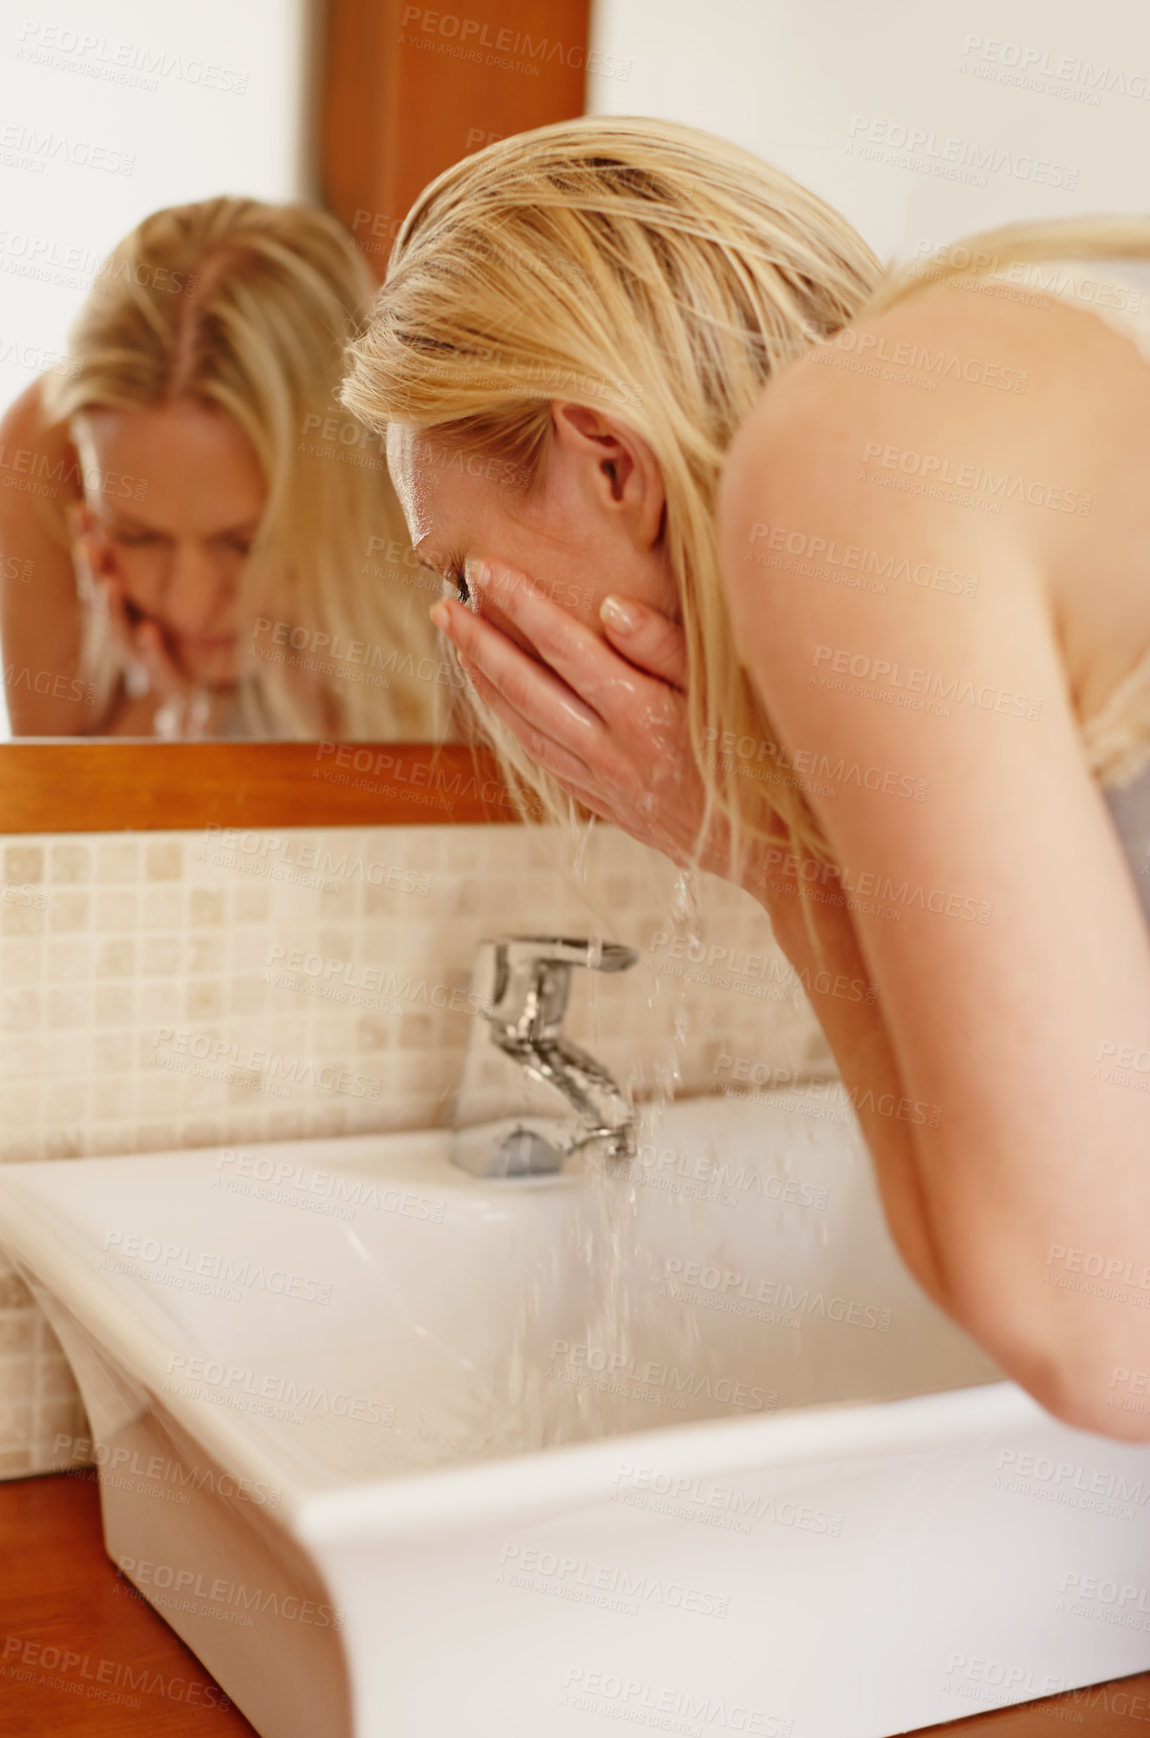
[612,1464,844,1538]
[51,1433,281,1509]
[164,1353,392,1426]
[662,1259,892,1333]
[498,1546,729,1619]
[116,1558,340,1630]
[100,1230,333,1305]
[546,1340,775,1412]
[559,1668,793,1736]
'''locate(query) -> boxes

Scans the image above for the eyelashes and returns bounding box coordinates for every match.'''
[455,567,471,606]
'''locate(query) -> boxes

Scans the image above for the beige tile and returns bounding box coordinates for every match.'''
[140,934,180,974]
[185,981,224,1020]
[46,938,90,980]
[179,1118,224,1148]
[90,1075,134,1120]
[138,982,181,1023]
[50,843,91,884]
[47,1083,88,1125]
[0,987,40,1031]
[39,1395,88,1446]
[92,984,134,1024]
[4,845,43,884]
[189,888,225,927]
[233,930,272,970]
[96,839,139,882]
[145,839,184,880]
[95,936,135,977]
[95,889,137,929]
[232,885,270,923]
[227,976,267,1016]
[130,1122,177,1153]
[141,887,183,929]
[188,933,224,974]
[93,1033,134,1072]
[45,984,91,1028]
[0,901,44,936]
[0,1036,39,1080]
[42,1126,85,1160]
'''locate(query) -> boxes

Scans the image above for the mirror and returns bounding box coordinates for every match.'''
[0,0,589,826]
[0,278,459,741]
[0,0,590,749]
[0,1,518,746]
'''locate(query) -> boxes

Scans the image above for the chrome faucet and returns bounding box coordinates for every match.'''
[451,936,639,1177]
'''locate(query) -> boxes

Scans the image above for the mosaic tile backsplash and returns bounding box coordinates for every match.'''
[0,821,833,1477]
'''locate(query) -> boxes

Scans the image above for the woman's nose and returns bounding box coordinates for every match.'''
[162,542,235,632]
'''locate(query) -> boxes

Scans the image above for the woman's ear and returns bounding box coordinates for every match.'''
[550,400,665,549]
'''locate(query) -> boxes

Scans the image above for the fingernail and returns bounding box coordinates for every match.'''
[429,600,452,633]
[601,595,640,633]
[464,558,490,590]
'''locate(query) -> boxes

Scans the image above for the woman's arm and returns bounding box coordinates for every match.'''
[0,381,115,734]
[747,844,951,1310]
[719,286,1150,1438]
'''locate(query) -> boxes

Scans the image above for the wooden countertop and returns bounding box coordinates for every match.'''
[0,1474,256,1736]
[2,1472,1149,1736]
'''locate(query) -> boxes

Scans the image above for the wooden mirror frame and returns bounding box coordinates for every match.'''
[0,0,589,832]
[0,743,522,832]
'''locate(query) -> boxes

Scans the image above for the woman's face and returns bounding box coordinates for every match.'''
[73,400,266,688]
[386,403,679,659]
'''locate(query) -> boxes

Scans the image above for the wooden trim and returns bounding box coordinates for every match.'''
[0,744,522,832]
[320,0,592,279]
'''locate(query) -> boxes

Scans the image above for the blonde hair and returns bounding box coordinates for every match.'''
[44,195,442,738]
[863,214,1150,316]
[343,116,1150,858]
[343,117,880,855]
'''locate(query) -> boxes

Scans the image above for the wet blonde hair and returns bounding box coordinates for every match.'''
[343,117,880,852]
[864,215,1150,316]
[44,195,442,738]
[343,116,1150,856]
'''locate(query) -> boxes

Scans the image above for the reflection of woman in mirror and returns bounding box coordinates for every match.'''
[0,197,442,738]
[348,117,1150,1438]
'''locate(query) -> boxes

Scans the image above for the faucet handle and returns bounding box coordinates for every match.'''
[477,935,638,1042]
[498,936,638,975]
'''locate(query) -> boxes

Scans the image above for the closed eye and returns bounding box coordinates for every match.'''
[112,530,166,548]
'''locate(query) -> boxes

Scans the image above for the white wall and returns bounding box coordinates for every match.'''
[587,0,1150,261]
[0,0,313,414]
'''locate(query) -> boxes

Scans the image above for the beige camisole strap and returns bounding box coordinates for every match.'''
[980,256,1150,790]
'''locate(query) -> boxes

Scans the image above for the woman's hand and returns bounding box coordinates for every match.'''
[68,504,223,737]
[429,559,853,977]
[430,559,742,876]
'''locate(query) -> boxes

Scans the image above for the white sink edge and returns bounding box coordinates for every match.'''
[291,1375,1030,1549]
[0,1117,1027,1549]
[0,1159,1027,1545]
[0,1180,320,1517]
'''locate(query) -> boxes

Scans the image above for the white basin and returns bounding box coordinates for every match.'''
[1,1093,1149,1737]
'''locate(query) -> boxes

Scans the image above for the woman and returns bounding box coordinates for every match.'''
[344,116,1150,1441]
[0,196,444,737]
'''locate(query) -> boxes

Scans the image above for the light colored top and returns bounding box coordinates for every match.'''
[982,255,1150,919]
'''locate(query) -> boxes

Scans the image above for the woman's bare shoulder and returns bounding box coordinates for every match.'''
[727,275,1137,489]
[721,276,1138,620]
[0,378,78,525]
[0,376,50,444]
